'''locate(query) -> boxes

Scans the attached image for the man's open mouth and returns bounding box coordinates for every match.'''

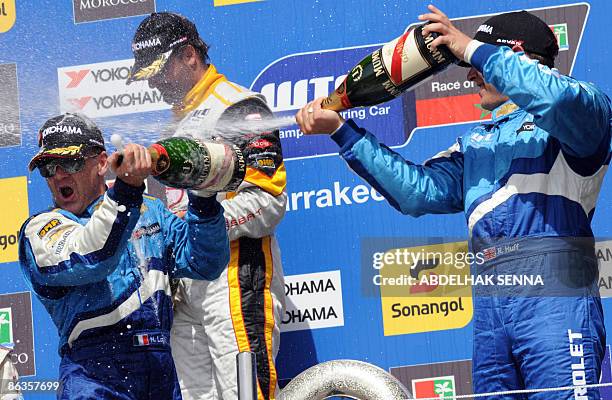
[60,186,74,199]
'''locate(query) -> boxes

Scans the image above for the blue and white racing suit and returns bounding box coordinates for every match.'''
[331,43,612,399]
[18,179,229,400]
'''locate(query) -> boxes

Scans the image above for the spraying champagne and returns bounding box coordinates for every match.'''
[322,23,458,112]
[112,134,245,192]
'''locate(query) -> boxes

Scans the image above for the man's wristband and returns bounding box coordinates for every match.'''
[463,40,484,65]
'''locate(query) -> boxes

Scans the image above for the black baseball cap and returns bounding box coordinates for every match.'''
[126,12,208,84]
[461,10,559,67]
[28,113,105,171]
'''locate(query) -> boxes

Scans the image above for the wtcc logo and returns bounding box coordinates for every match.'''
[258,75,346,113]
[250,44,410,159]
[58,58,170,117]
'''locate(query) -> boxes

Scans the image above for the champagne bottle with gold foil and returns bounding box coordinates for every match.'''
[149,137,246,192]
[322,23,458,112]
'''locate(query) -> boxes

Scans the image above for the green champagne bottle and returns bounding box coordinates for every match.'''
[322,23,458,111]
[149,137,246,191]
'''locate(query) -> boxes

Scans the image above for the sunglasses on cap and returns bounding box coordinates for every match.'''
[38,155,99,178]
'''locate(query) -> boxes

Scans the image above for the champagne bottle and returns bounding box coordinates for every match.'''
[149,137,246,192]
[322,23,458,111]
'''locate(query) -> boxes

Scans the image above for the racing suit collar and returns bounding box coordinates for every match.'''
[491,100,520,122]
[79,194,105,218]
[174,64,226,118]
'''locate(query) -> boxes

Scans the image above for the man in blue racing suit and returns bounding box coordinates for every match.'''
[296,6,611,399]
[18,113,230,400]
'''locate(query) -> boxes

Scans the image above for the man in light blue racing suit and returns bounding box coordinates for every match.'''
[296,6,611,399]
[18,113,230,400]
